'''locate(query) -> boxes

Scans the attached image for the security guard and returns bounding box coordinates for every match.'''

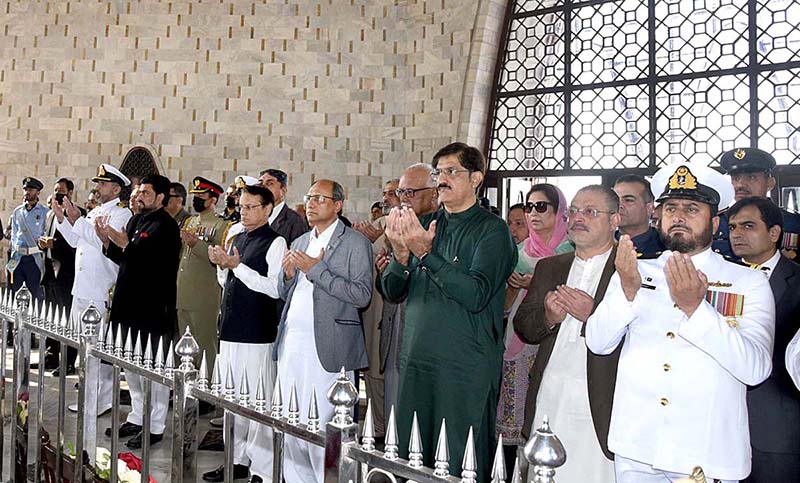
[55,164,132,416]
[7,177,49,299]
[714,147,800,261]
[586,162,776,483]
[176,177,229,372]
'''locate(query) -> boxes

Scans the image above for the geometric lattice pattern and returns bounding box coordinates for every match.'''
[655,74,750,166]
[491,94,565,171]
[499,12,565,93]
[571,0,649,85]
[571,84,650,169]
[757,0,800,64]
[758,69,800,165]
[654,0,749,76]
[490,0,800,173]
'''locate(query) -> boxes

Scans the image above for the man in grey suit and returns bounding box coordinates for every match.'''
[274,179,372,483]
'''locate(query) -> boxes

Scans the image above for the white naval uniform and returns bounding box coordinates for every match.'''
[532,248,615,483]
[278,220,353,483]
[56,198,132,414]
[586,248,775,482]
[788,327,800,392]
[216,236,287,479]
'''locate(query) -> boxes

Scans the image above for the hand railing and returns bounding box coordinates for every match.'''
[0,283,568,483]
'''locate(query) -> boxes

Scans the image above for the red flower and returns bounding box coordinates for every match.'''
[117,452,142,472]
[139,232,149,238]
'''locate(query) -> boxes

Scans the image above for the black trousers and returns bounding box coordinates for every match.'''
[744,447,800,483]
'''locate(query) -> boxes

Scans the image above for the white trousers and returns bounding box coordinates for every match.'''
[219,340,276,472]
[125,371,170,434]
[71,297,114,411]
[277,333,352,483]
[615,455,736,483]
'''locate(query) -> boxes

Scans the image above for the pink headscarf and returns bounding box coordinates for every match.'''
[523,184,569,258]
[506,184,569,360]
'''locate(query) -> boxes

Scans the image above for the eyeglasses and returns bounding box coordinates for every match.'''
[568,207,617,218]
[395,187,435,198]
[523,201,554,214]
[240,203,266,212]
[430,167,471,180]
[303,194,337,204]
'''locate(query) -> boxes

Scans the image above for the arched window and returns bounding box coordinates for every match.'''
[487,0,800,207]
[119,146,160,201]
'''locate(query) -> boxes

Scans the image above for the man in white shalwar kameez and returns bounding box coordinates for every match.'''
[514,185,622,483]
[274,180,373,483]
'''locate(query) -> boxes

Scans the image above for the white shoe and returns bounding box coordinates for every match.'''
[68,404,112,416]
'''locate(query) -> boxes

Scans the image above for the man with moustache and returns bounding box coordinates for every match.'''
[714,147,800,261]
[7,177,49,300]
[275,179,373,483]
[167,182,191,227]
[614,174,665,255]
[97,174,181,449]
[727,197,800,483]
[56,164,132,416]
[258,168,308,245]
[382,143,516,479]
[513,185,621,483]
[587,163,775,483]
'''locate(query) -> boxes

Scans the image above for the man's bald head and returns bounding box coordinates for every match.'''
[399,163,439,216]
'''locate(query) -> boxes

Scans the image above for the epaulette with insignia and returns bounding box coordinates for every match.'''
[117,201,126,208]
[636,251,662,259]
[722,254,748,267]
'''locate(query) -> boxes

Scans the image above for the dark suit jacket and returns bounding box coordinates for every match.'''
[513,248,621,460]
[747,254,800,454]
[270,203,308,245]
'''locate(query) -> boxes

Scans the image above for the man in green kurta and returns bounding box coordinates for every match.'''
[176,176,230,370]
[382,143,517,479]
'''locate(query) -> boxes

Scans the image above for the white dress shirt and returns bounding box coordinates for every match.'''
[535,248,614,483]
[586,248,775,480]
[268,201,285,226]
[216,228,287,298]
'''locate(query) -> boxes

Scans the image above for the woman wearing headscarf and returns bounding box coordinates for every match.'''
[496,183,572,463]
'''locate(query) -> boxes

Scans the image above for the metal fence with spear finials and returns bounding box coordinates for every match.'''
[0,283,567,483]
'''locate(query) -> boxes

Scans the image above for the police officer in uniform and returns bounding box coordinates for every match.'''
[177,177,229,372]
[714,147,800,261]
[7,177,49,299]
[55,164,132,415]
[586,162,776,483]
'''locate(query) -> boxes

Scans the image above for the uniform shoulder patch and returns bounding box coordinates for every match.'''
[637,251,662,259]
[722,254,749,267]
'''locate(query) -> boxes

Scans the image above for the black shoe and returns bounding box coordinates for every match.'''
[51,365,75,377]
[199,400,216,416]
[248,476,263,483]
[104,421,141,438]
[125,431,163,449]
[202,464,249,482]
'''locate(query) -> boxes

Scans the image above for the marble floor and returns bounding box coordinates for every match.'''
[0,348,373,483]
[0,349,240,483]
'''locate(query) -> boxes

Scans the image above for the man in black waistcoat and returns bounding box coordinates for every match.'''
[728,197,800,483]
[203,184,287,483]
[96,174,181,449]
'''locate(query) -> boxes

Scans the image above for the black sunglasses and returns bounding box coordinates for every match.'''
[523,201,554,214]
